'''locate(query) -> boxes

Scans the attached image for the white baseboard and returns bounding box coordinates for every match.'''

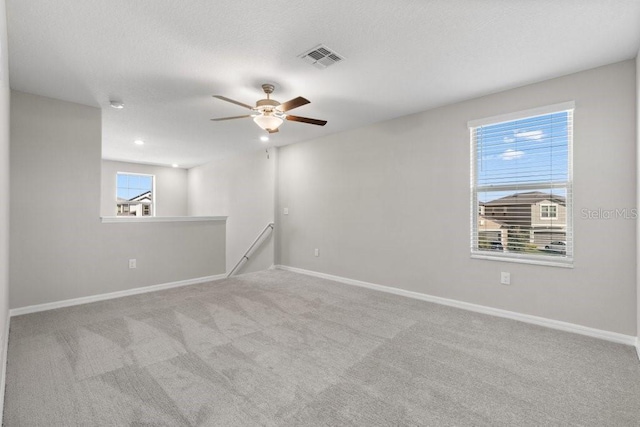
[636,338,640,362]
[0,311,9,421]
[10,274,227,317]
[275,265,637,347]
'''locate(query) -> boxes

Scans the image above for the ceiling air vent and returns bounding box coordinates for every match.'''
[299,44,344,69]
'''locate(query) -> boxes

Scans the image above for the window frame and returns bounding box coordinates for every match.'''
[540,204,558,219]
[469,101,574,268]
[115,172,156,217]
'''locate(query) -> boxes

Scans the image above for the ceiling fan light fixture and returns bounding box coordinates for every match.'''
[253,114,283,132]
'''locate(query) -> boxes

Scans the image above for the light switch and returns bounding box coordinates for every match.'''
[500,272,510,285]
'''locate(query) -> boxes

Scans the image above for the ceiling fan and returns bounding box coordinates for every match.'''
[211,84,327,133]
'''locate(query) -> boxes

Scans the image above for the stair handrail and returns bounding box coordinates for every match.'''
[227,222,274,278]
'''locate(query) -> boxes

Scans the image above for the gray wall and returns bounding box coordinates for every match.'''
[188,148,276,274]
[278,60,637,336]
[637,50,640,348]
[101,160,188,217]
[10,91,225,309]
[0,0,10,376]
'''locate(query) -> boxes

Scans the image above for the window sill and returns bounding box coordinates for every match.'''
[471,252,573,268]
[100,216,227,223]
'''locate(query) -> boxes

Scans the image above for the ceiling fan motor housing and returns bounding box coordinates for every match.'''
[255,98,280,111]
[257,84,281,112]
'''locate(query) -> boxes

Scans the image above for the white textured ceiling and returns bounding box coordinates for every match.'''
[6,1,640,168]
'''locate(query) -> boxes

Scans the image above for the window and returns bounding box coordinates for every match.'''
[469,102,573,266]
[540,204,557,219]
[116,173,154,217]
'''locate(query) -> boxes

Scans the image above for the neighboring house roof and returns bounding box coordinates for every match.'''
[117,191,152,204]
[129,191,151,201]
[483,191,566,206]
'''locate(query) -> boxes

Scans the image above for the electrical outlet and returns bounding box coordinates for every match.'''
[129,259,137,269]
[314,248,319,257]
[283,207,289,215]
[500,272,510,285]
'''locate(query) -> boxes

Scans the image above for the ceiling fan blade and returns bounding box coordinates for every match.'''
[212,95,254,110]
[267,128,279,134]
[277,96,310,112]
[210,115,252,121]
[286,115,327,126]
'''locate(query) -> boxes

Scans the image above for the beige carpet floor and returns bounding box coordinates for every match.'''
[4,269,640,426]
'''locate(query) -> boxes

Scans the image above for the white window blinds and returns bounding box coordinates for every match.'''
[469,102,574,267]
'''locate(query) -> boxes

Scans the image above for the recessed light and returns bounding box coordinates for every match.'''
[134,139,144,145]
[110,101,124,109]
[171,164,178,168]
[260,136,269,142]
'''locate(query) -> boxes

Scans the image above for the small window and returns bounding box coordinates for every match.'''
[116,173,154,217]
[469,102,573,267]
[540,204,557,219]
